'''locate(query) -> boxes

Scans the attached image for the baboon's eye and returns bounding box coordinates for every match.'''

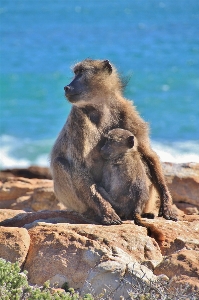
[74,68,84,75]
[127,136,134,148]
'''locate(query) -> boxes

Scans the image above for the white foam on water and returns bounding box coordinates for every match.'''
[0,135,50,169]
[35,154,50,167]
[0,149,30,168]
[152,140,199,163]
[0,135,199,169]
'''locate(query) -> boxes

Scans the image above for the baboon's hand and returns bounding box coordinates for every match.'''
[100,211,122,225]
[90,184,122,225]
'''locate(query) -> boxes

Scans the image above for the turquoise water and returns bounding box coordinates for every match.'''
[0,0,199,168]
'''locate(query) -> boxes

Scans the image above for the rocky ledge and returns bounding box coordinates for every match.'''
[0,163,199,298]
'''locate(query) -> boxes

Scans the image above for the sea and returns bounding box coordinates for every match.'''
[0,0,199,169]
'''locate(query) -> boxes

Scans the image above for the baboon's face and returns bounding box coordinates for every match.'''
[64,59,117,106]
[101,129,135,160]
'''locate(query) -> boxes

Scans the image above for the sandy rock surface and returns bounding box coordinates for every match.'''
[0,163,199,296]
[163,162,199,211]
[0,177,65,211]
[0,226,30,266]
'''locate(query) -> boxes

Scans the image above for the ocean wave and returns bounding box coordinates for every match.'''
[152,140,199,163]
[0,135,199,169]
[0,135,51,169]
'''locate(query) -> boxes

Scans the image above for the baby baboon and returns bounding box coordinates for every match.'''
[99,128,158,227]
[51,59,176,225]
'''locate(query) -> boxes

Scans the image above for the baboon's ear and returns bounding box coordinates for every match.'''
[103,60,112,74]
[127,136,134,148]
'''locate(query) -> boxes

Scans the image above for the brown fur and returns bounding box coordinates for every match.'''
[99,128,165,239]
[99,128,153,221]
[50,59,176,225]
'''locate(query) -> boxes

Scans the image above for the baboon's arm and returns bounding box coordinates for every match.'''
[137,144,176,220]
[51,108,122,225]
[71,162,122,224]
[90,184,122,225]
[53,156,122,225]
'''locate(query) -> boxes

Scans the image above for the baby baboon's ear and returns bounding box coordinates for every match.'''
[103,60,112,74]
[127,135,134,148]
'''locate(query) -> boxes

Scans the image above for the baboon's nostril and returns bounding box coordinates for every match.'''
[64,86,70,91]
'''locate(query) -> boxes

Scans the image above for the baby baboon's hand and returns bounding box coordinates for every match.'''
[100,211,122,225]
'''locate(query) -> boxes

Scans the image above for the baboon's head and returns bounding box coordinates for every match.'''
[64,59,123,106]
[101,128,137,160]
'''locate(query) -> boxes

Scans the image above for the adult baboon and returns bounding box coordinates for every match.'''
[51,59,176,225]
[99,128,159,226]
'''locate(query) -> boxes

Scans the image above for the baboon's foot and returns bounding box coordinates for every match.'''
[158,192,178,221]
[159,204,178,221]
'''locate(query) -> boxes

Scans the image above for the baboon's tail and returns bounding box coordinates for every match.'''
[134,213,165,242]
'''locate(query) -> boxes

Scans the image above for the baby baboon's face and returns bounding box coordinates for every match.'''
[64,59,121,106]
[101,128,135,160]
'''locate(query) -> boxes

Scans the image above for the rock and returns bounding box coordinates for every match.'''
[0,226,30,266]
[0,210,94,227]
[0,209,26,222]
[153,217,199,291]
[81,251,157,298]
[0,177,52,201]
[163,162,199,207]
[147,217,199,256]
[24,222,162,291]
[176,202,199,215]
[31,187,62,211]
[154,249,199,278]
[0,166,52,180]
[0,177,65,211]
[1,163,199,212]
[169,275,199,292]
[154,249,199,292]
[0,163,198,296]
[0,212,198,296]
